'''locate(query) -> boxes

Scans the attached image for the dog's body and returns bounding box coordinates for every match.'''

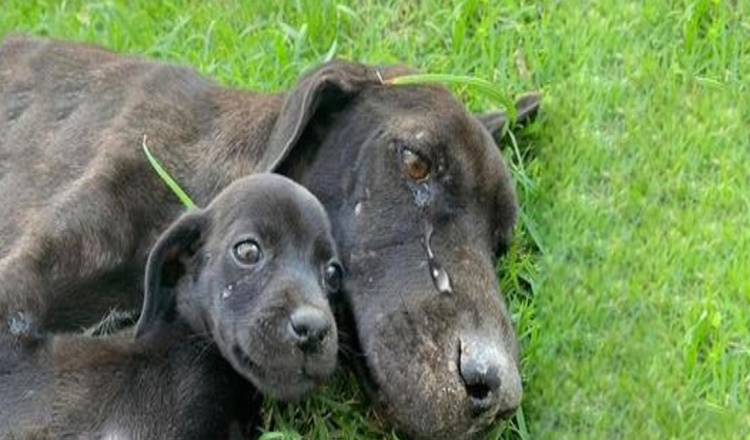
[1,326,259,440]
[0,36,539,439]
[0,174,341,440]
[0,335,53,439]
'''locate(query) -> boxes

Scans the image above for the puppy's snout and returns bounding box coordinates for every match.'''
[459,336,522,418]
[288,306,331,352]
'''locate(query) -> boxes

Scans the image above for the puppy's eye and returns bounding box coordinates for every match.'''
[233,240,262,265]
[402,148,430,181]
[324,261,343,293]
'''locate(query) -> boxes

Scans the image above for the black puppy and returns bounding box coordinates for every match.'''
[0,173,342,439]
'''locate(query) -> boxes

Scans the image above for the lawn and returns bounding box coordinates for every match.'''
[1,1,748,439]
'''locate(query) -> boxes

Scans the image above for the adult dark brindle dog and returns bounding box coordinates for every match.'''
[0,36,539,440]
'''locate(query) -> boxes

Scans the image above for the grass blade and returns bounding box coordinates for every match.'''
[142,136,196,209]
[384,73,516,121]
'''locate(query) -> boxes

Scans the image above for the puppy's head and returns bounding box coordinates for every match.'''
[135,173,341,401]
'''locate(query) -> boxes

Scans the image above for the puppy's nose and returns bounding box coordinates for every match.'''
[288,306,331,352]
[459,337,521,418]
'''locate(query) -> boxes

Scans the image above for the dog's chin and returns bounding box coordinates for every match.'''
[349,313,504,440]
[252,373,318,402]
[221,340,337,402]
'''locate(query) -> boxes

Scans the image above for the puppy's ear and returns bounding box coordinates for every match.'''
[135,210,208,339]
[259,60,386,171]
[476,92,541,140]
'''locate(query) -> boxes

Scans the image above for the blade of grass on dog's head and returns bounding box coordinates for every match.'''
[384,73,516,122]
[142,136,196,209]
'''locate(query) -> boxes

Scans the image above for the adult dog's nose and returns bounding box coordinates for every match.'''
[460,355,501,412]
[289,306,331,352]
[459,336,522,417]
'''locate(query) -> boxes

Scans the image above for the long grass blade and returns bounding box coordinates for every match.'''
[142,136,196,209]
[384,73,516,121]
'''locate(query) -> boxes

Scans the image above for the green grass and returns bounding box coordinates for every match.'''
[1,1,749,439]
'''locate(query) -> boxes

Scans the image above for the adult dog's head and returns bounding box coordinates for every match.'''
[268,62,539,439]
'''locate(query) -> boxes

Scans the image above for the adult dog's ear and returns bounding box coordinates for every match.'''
[476,92,541,140]
[259,61,384,171]
[135,210,208,339]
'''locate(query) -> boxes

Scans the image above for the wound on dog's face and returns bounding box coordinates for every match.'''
[423,222,453,295]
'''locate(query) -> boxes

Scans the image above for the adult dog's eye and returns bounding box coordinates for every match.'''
[233,240,262,265]
[402,148,430,181]
[324,260,343,293]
